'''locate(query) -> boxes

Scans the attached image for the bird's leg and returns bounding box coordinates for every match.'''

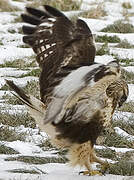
[91,152,109,174]
[79,161,102,176]
[79,159,92,175]
[68,142,105,176]
[78,142,103,176]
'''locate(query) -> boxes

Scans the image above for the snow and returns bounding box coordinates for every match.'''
[15,125,48,144]
[123,66,134,73]
[0,67,30,77]
[5,141,58,157]
[1,33,24,46]
[0,12,15,24]
[0,90,12,99]
[95,55,115,64]
[81,18,113,32]
[114,111,134,122]
[95,145,134,154]
[0,46,34,64]
[0,0,134,179]
[110,47,134,60]
[127,84,134,102]
[96,31,134,45]
[0,166,130,180]
[114,127,134,141]
[0,76,38,88]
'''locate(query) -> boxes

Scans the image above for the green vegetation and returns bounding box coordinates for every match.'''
[0,0,134,177]
[96,35,121,43]
[119,102,134,113]
[0,39,3,45]
[8,28,16,34]
[108,160,134,176]
[0,111,36,128]
[2,94,23,105]
[27,0,81,11]
[0,57,37,69]
[112,54,134,66]
[99,126,134,148]
[96,148,117,160]
[0,0,20,12]
[122,2,132,9]
[1,80,39,99]
[81,4,107,19]
[116,39,134,49]
[5,155,68,164]
[23,80,40,98]
[0,144,19,154]
[96,43,110,55]
[101,20,134,33]
[0,126,26,142]
[113,118,134,137]
[104,131,133,148]
[122,69,134,83]
[20,68,40,78]
[18,44,30,48]
[39,138,54,150]
[0,84,9,91]
[8,169,40,174]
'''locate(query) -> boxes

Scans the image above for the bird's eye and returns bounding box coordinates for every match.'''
[118,94,128,107]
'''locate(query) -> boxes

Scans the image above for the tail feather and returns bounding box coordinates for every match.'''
[6,79,46,117]
[6,80,32,106]
[6,80,58,139]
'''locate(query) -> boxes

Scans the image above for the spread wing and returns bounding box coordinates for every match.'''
[21,5,96,102]
[44,61,123,124]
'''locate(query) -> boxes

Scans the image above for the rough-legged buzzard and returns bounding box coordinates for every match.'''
[6,5,128,175]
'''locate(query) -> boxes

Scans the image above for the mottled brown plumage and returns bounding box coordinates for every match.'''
[6,5,129,175]
[22,5,95,103]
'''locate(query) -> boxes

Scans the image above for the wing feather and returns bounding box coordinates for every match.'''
[21,5,96,102]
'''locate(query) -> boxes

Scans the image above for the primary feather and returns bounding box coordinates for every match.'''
[6,5,129,175]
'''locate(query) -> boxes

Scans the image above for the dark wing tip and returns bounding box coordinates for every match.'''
[26,6,50,19]
[77,19,92,35]
[44,5,65,17]
[21,13,41,25]
[22,35,34,45]
[22,25,36,35]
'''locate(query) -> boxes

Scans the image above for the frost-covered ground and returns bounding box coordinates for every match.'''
[0,0,134,180]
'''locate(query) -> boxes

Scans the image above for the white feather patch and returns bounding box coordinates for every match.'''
[54,64,102,97]
[41,22,53,27]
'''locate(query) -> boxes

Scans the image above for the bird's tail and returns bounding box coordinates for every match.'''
[6,80,46,125]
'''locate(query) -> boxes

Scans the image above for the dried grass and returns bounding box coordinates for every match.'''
[81,3,107,19]
[0,0,20,12]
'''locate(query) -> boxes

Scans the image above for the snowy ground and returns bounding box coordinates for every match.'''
[0,0,134,179]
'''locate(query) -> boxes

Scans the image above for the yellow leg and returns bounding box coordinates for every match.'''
[79,170,103,176]
[68,141,109,176]
[91,152,110,174]
[79,153,103,176]
[80,146,109,176]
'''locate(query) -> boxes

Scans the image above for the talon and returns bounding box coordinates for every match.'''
[89,170,103,176]
[101,161,110,174]
[79,170,103,176]
[79,170,89,175]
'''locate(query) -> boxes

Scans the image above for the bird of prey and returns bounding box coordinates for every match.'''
[6,5,129,175]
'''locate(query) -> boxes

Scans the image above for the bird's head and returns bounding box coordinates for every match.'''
[106,79,129,108]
